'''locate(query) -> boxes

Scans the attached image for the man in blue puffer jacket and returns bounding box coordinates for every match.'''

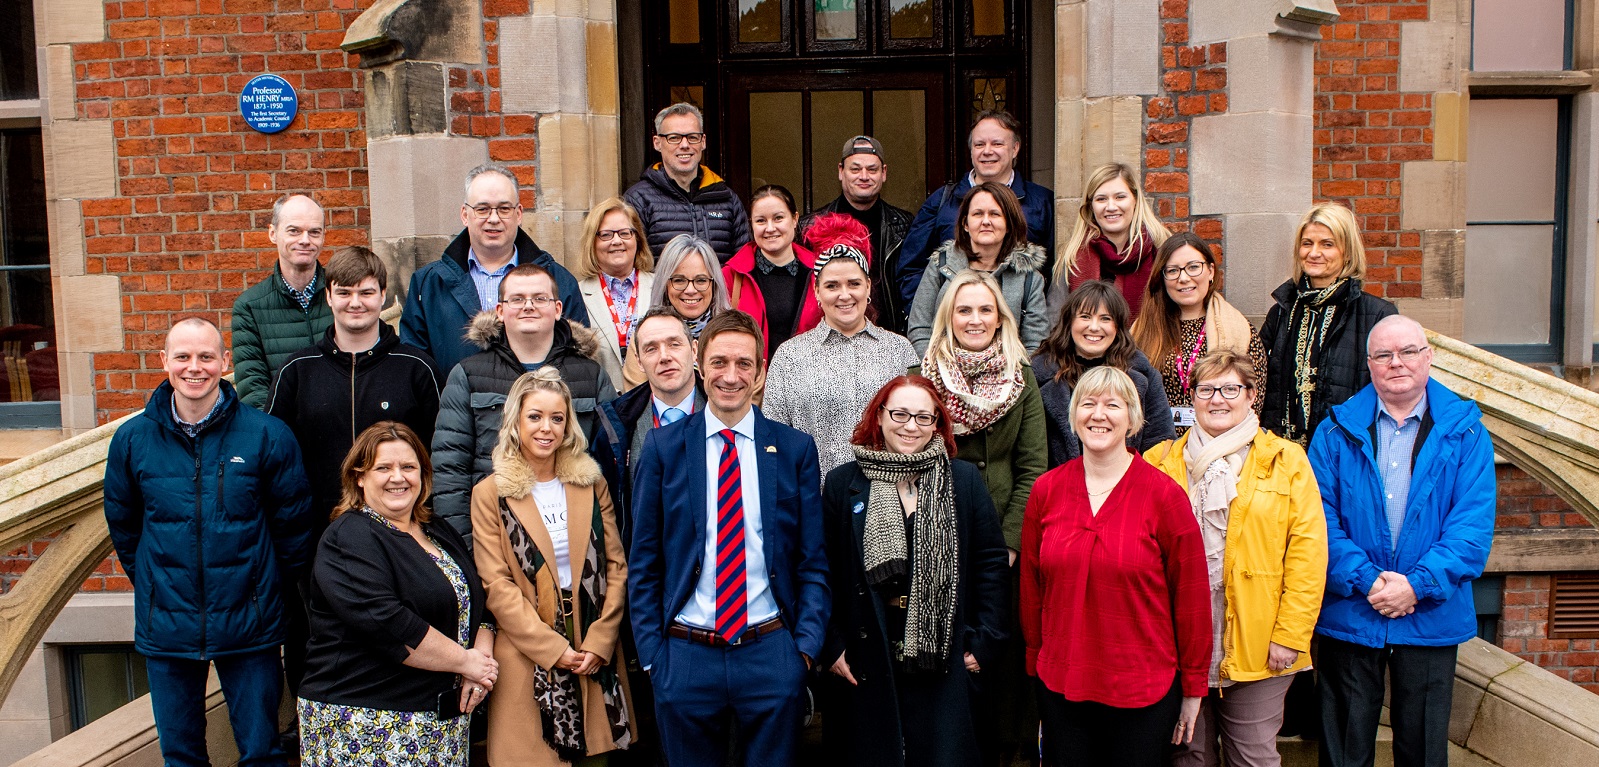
[1308,315,1495,767]
[104,317,313,767]
[624,102,751,263]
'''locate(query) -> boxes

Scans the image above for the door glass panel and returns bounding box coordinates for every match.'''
[889,0,935,39]
[815,0,858,40]
[669,0,700,44]
[1464,225,1554,345]
[1471,0,1567,71]
[670,85,706,111]
[749,92,805,201]
[970,77,1008,119]
[740,0,785,44]
[872,90,928,212]
[1465,99,1558,221]
[971,0,1005,37]
[809,91,865,212]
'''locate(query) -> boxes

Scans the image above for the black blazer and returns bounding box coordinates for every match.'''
[819,458,1010,767]
[298,509,487,712]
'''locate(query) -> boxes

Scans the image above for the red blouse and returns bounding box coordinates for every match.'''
[1020,454,1212,707]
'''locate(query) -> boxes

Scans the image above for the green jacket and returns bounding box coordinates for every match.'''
[911,364,1047,549]
[231,263,333,409]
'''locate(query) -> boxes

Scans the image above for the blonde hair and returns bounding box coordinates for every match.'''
[925,270,1028,373]
[1292,202,1367,283]
[1068,365,1146,438]
[493,368,588,468]
[572,197,654,281]
[1056,162,1171,283]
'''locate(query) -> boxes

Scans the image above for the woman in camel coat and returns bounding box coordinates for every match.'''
[472,367,635,765]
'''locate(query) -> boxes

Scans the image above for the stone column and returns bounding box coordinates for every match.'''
[1055,0,1161,249]
[39,0,120,433]
[1188,0,1332,320]
[342,0,490,303]
[1394,0,1470,334]
[499,1,622,260]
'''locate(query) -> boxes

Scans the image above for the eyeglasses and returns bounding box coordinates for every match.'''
[1368,346,1427,366]
[1162,261,1209,281]
[667,275,713,292]
[597,228,636,242]
[502,295,557,308]
[468,203,519,220]
[883,408,937,427]
[1194,383,1252,400]
[656,132,706,146]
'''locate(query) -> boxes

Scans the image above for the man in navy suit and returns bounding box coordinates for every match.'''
[628,309,829,767]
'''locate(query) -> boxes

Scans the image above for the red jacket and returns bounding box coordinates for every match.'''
[722,242,823,358]
[1020,454,1212,707]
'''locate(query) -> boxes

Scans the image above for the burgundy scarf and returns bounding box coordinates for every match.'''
[1068,231,1157,319]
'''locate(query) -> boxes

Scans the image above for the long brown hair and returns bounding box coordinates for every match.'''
[333,421,434,523]
[1130,232,1218,368]
[954,181,1027,263]
[1037,280,1137,385]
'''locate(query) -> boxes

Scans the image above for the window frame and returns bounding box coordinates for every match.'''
[63,644,149,731]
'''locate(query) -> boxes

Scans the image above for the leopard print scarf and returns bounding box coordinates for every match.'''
[499,495,631,760]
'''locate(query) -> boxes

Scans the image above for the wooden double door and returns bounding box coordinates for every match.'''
[636,0,1031,213]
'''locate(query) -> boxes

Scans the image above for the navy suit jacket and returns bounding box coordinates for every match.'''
[628,407,830,669]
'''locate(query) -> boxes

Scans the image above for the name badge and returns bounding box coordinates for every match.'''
[1172,406,1196,428]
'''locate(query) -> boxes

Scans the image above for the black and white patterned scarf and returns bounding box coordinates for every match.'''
[498,495,631,760]
[1283,277,1348,444]
[851,436,960,671]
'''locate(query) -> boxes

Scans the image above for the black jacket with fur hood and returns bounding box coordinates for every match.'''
[430,311,617,542]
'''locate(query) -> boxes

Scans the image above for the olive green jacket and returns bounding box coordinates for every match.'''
[231,263,333,409]
[911,364,1047,549]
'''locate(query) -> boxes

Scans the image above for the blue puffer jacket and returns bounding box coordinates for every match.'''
[1307,378,1496,648]
[103,380,314,659]
[399,228,589,377]
[894,172,1055,307]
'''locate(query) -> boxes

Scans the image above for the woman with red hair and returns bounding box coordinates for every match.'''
[818,375,1011,767]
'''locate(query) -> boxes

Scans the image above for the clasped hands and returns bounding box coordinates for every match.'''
[1367,571,1417,619]
[556,647,605,675]
[458,646,499,713]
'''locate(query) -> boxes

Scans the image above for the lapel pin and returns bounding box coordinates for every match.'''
[852,502,864,515]
[765,445,777,453]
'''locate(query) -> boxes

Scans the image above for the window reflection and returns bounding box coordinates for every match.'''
[889,0,934,39]
[740,0,784,44]
[816,0,858,40]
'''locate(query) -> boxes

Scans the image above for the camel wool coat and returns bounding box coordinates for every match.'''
[472,448,635,765]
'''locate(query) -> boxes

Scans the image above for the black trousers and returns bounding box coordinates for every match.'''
[1037,676,1180,767]
[1317,636,1457,767]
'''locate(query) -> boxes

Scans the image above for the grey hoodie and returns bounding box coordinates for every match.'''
[905,239,1050,357]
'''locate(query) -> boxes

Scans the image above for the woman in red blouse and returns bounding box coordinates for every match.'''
[1020,365,1211,766]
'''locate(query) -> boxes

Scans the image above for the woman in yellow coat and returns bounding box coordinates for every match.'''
[472,367,635,765]
[1144,350,1327,767]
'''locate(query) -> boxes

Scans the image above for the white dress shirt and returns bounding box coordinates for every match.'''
[675,407,781,630]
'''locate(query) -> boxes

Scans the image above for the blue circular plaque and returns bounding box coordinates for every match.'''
[239,74,298,134]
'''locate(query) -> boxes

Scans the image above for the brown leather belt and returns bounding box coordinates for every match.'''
[884,595,910,609]
[668,617,785,647]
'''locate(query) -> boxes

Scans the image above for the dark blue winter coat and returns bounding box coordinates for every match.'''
[1308,378,1496,648]
[894,172,1055,307]
[103,380,314,659]
[399,228,589,376]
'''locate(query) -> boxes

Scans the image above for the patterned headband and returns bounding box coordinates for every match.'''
[812,243,870,280]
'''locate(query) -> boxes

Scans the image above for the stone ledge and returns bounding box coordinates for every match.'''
[1457,639,1599,767]
[10,675,234,767]
[1468,71,1594,96]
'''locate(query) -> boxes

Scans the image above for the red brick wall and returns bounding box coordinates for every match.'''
[445,1,541,200]
[0,538,129,596]
[75,0,376,423]
[1493,465,1599,694]
[1143,0,1226,254]
[1311,0,1432,300]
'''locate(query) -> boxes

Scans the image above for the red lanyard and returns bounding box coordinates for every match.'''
[1175,326,1206,392]
[599,271,638,350]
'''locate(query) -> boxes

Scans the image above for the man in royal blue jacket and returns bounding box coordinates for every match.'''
[400,163,588,375]
[894,110,1054,307]
[1308,315,1495,767]
[104,317,313,767]
[628,310,828,767]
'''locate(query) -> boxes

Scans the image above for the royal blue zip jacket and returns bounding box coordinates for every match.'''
[103,380,314,659]
[1307,378,1495,648]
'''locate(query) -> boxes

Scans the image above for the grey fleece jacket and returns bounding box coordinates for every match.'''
[906,239,1050,357]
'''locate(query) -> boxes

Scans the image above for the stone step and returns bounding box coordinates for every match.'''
[1279,728,1501,767]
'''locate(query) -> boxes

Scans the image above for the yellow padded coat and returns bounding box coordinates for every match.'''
[1145,428,1328,683]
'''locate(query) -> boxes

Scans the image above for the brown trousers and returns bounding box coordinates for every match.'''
[1171,673,1296,767]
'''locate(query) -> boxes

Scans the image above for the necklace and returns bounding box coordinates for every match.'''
[1086,486,1114,497]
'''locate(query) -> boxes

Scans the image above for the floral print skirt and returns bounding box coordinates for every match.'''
[297,698,469,767]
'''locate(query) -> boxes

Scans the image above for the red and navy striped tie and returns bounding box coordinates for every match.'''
[714,429,748,643]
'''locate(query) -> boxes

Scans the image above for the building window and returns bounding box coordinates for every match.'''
[1549,573,1599,639]
[64,645,149,731]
